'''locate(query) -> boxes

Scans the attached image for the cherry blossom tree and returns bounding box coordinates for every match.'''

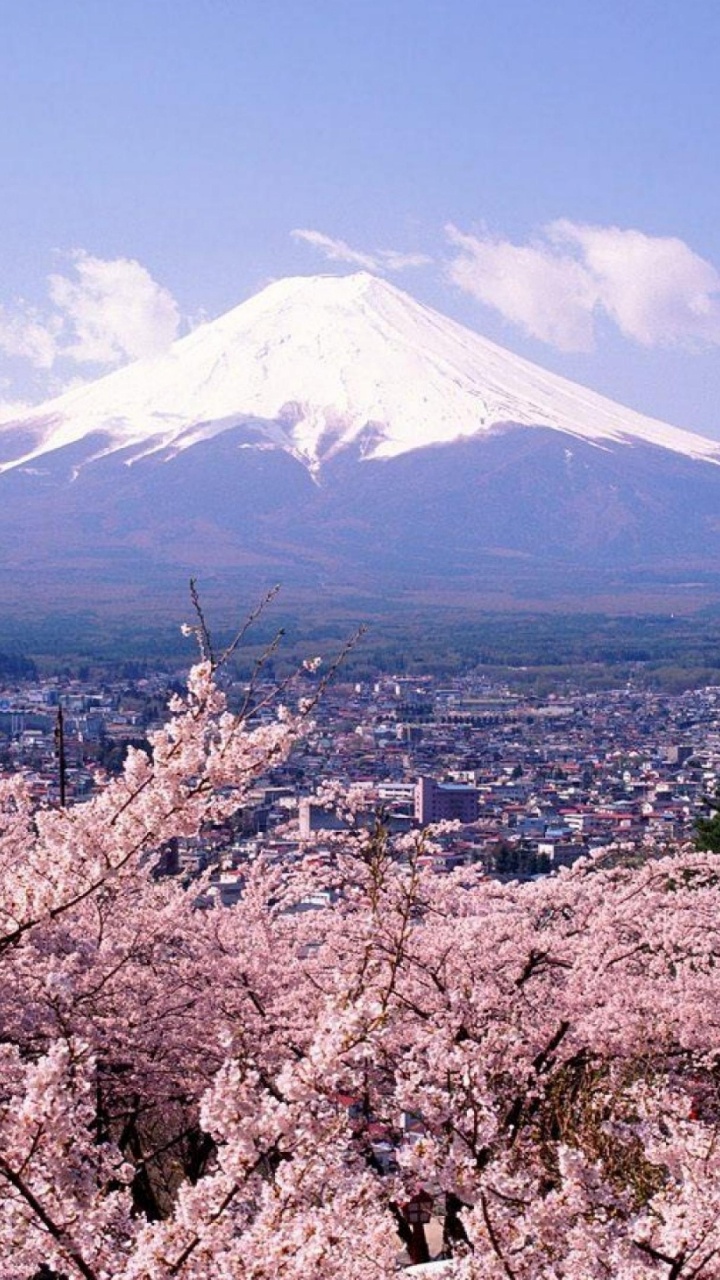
[1,649,720,1277]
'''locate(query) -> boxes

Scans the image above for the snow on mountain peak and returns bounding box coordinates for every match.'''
[1,271,718,473]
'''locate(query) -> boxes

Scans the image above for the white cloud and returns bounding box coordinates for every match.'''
[446,224,596,352]
[0,378,34,422]
[446,220,720,351]
[292,228,431,274]
[49,251,181,365]
[0,307,60,368]
[377,248,433,270]
[0,397,35,423]
[549,220,720,347]
[292,229,379,271]
[0,253,181,384]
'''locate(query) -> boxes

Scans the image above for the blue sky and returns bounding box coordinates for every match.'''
[2,0,720,436]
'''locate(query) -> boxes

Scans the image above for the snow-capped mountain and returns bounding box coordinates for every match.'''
[3,271,719,474]
[1,271,720,618]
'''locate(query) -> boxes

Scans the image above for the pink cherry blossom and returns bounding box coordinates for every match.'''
[1,663,720,1277]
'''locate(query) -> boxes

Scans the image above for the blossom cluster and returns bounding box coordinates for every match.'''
[1,663,720,1277]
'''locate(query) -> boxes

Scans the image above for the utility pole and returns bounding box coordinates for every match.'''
[55,703,67,808]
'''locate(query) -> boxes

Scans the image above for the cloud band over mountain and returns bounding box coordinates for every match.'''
[2,218,720,422]
[291,229,431,273]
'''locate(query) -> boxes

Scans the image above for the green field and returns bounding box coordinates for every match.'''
[3,596,720,693]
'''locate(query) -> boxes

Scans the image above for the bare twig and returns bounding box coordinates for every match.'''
[216,583,282,671]
[189,578,214,664]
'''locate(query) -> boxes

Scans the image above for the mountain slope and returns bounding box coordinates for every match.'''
[1,272,720,619]
[1,272,719,475]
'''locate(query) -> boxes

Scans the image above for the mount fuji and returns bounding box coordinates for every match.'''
[2,271,720,618]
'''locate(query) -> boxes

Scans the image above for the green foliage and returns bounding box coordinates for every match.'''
[695,794,720,852]
[4,601,720,693]
[0,653,37,681]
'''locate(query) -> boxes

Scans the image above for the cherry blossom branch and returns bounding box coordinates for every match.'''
[0,1151,98,1280]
